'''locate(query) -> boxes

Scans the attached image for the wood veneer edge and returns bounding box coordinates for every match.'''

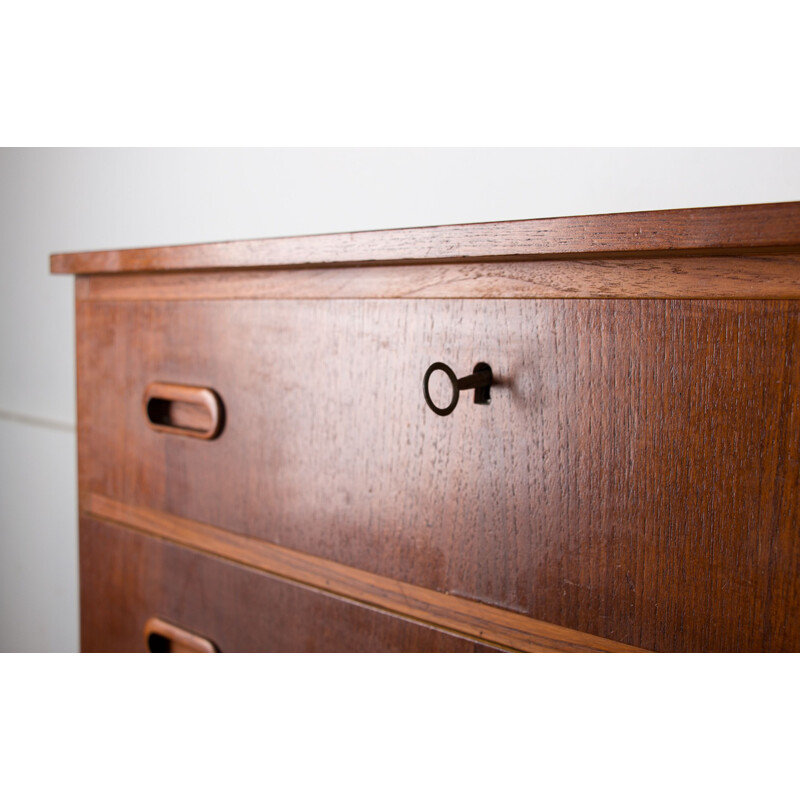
[51,201,800,275]
[75,253,800,301]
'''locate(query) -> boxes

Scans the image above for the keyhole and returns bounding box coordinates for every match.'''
[473,362,492,405]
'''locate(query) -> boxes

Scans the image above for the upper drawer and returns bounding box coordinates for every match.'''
[76,296,800,652]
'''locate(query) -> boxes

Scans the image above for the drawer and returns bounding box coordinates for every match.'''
[80,517,501,652]
[77,296,800,652]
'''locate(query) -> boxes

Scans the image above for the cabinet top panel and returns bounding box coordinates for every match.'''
[51,201,800,276]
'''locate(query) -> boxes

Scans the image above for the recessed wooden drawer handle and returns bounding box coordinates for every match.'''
[144,618,218,653]
[143,382,223,439]
[423,362,493,416]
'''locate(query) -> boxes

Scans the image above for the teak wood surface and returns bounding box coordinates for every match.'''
[52,201,800,275]
[83,493,640,652]
[55,202,800,652]
[81,518,503,653]
[76,296,800,652]
[73,253,800,302]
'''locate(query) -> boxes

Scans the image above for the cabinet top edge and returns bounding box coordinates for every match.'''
[51,200,800,275]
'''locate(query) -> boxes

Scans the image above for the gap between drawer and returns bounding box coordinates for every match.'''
[82,492,647,654]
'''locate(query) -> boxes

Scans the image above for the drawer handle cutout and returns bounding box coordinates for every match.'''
[144,618,218,653]
[143,382,224,439]
[423,362,493,416]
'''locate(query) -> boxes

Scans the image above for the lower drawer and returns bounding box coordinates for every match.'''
[79,518,500,652]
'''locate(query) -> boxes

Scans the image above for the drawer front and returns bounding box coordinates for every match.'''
[80,518,500,652]
[77,297,800,652]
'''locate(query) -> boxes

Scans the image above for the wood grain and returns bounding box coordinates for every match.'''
[81,517,504,653]
[75,253,800,301]
[53,201,800,275]
[83,493,643,653]
[76,296,800,652]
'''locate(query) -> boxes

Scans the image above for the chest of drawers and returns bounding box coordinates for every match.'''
[52,202,800,652]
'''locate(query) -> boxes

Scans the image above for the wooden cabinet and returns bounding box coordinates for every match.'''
[53,202,800,652]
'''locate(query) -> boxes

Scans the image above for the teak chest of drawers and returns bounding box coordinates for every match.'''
[52,202,800,652]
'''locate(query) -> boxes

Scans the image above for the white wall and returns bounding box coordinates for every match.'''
[2,147,799,651]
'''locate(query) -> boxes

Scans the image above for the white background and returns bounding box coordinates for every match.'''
[2,147,800,652]
[2,0,798,793]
